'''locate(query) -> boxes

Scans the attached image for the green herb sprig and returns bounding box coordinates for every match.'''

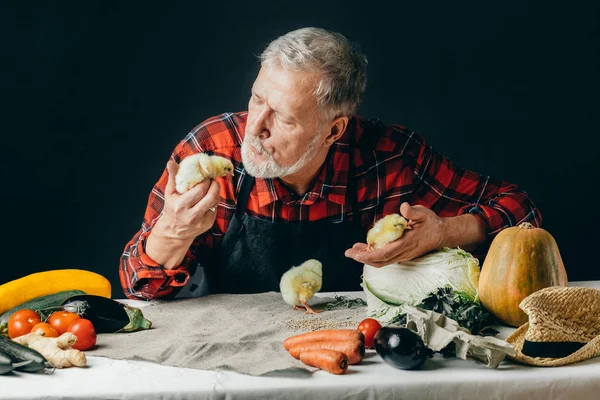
[324,295,367,311]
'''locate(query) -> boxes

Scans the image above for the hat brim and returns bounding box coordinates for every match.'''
[505,323,600,367]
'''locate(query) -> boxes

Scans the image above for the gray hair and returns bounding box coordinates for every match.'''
[259,27,368,119]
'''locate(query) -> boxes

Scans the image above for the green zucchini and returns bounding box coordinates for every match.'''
[0,290,86,325]
[0,335,51,373]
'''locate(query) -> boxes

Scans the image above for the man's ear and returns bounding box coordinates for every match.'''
[324,116,349,145]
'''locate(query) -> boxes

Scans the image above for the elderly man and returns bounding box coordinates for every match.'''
[120,27,541,300]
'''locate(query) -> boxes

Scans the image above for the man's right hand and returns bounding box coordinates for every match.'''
[145,160,221,269]
[153,160,221,240]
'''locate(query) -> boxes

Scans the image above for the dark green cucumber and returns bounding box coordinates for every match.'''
[0,335,51,373]
[0,290,86,325]
[0,350,13,374]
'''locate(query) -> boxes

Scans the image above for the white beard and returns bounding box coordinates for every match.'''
[241,133,322,178]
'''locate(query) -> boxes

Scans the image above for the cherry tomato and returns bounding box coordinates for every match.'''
[48,311,81,335]
[8,309,42,339]
[357,318,383,349]
[67,318,97,351]
[8,320,34,339]
[9,309,41,324]
[30,322,59,338]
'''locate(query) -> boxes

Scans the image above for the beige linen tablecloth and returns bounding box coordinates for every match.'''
[88,292,365,375]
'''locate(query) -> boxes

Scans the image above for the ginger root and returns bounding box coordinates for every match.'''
[13,332,87,368]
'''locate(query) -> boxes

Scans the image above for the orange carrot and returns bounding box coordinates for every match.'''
[299,349,348,375]
[289,339,364,365]
[283,329,364,351]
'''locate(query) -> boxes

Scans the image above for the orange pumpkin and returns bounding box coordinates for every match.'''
[478,222,568,327]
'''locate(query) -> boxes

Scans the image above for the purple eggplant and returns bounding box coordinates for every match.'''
[61,295,151,333]
[374,326,427,370]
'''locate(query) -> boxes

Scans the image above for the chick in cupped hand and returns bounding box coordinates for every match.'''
[366,213,411,251]
[175,153,234,194]
[280,259,323,314]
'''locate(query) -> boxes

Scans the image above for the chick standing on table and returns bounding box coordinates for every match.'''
[366,213,411,251]
[175,153,234,194]
[280,259,323,314]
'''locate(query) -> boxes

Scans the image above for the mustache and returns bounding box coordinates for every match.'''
[244,135,268,155]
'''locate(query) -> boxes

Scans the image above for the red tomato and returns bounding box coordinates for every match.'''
[48,311,81,335]
[8,320,35,339]
[9,309,41,324]
[358,318,382,349]
[30,322,59,338]
[8,309,42,339]
[67,319,97,351]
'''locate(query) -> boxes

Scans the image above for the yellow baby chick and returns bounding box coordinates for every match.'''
[175,153,234,194]
[279,259,323,314]
[366,213,411,251]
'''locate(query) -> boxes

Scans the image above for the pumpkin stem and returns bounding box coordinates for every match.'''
[518,222,535,229]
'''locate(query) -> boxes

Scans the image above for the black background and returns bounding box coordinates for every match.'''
[1,1,598,298]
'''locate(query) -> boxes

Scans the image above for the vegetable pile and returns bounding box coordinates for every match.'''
[0,270,152,375]
[362,247,499,357]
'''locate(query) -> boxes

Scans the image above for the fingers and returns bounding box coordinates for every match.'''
[165,160,179,195]
[345,237,422,267]
[399,202,414,220]
[400,202,429,223]
[352,243,368,251]
[191,179,221,214]
[181,179,211,207]
[345,242,398,265]
[346,250,409,268]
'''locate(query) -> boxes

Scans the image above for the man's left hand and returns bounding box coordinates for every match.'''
[344,202,445,267]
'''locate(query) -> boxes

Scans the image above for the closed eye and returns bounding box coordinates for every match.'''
[276,113,294,126]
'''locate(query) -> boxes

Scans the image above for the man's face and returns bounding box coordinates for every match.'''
[242,65,326,178]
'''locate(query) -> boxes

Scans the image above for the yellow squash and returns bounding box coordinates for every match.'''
[0,269,111,314]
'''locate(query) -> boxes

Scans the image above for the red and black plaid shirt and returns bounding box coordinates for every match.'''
[120,112,542,300]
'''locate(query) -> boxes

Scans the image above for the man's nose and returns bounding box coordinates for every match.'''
[248,108,271,139]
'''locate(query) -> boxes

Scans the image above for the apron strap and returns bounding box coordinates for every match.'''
[347,149,359,226]
[235,172,255,219]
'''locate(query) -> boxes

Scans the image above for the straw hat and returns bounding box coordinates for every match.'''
[505,286,600,366]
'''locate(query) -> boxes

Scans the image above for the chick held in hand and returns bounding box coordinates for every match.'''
[175,153,234,194]
[280,259,323,314]
[366,213,411,252]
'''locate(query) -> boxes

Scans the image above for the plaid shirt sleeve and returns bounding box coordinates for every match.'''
[397,125,542,258]
[119,114,239,300]
[119,155,200,300]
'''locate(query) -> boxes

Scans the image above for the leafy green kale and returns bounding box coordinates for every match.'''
[390,286,499,358]
[418,287,499,336]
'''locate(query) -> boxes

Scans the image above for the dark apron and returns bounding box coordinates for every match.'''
[202,171,365,294]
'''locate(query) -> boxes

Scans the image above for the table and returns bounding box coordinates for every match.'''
[1,281,599,400]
